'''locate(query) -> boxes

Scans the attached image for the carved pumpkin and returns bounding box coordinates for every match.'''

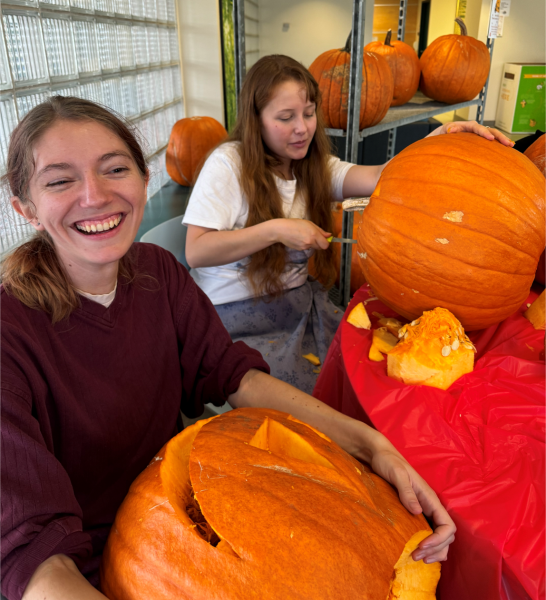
[309,34,394,130]
[523,135,546,283]
[357,133,546,331]
[365,30,420,106]
[419,19,490,104]
[166,116,228,186]
[101,408,440,600]
[309,203,367,295]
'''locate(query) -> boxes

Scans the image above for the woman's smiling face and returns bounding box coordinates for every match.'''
[20,119,147,277]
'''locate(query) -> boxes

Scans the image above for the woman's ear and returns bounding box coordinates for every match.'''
[11,197,44,231]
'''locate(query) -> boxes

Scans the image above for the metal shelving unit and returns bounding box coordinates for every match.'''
[232,0,495,307]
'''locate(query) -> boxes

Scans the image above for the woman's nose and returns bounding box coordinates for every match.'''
[80,174,110,207]
[293,116,307,134]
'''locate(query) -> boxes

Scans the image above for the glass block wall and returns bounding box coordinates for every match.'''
[0,0,183,256]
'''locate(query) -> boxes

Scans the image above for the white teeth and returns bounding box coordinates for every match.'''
[77,214,121,233]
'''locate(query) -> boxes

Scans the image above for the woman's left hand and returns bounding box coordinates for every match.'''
[371,447,456,564]
[431,120,514,147]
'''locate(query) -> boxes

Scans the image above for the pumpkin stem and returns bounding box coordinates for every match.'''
[454,17,468,36]
[343,31,352,53]
[384,29,393,46]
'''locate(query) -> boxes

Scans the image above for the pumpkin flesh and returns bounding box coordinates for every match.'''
[101,408,440,600]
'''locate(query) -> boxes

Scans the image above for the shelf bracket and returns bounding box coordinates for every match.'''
[397,0,406,41]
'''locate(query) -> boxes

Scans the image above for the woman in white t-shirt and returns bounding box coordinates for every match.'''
[183,54,513,393]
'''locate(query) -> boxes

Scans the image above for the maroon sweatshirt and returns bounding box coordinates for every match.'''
[0,243,269,600]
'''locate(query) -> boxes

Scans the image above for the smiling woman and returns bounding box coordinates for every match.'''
[0,95,460,600]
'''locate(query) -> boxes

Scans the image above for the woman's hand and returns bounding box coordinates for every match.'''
[429,120,514,147]
[272,218,331,251]
[371,447,456,564]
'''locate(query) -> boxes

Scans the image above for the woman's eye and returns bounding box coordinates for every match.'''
[110,167,128,174]
[305,113,315,118]
[47,179,69,187]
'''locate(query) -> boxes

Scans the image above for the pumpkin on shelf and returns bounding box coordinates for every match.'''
[309,33,394,130]
[166,116,228,186]
[419,18,490,104]
[357,133,546,331]
[309,203,367,296]
[364,30,421,106]
[101,408,440,600]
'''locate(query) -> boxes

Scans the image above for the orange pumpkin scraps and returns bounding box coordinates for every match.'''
[369,327,398,362]
[302,353,321,366]
[524,290,545,330]
[347,301,371,329]
[373,311,403,336]
[101,408,440,600]
[388,307,475,390]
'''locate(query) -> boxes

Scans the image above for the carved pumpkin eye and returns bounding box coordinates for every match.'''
[101,408,440,599]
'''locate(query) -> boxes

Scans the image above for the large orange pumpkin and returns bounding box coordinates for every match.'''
[101,408,440,600]
[524,134,546,284]
[166,116,228,186]
[365,30,420,106]
[309,34,394,130]
[309,203,367,295]
[357,133,546,331]
[419,19,490,104]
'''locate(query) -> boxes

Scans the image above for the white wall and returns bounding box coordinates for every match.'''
[258,0,374,70]
[479,0,546,121]
[177,0,225,124]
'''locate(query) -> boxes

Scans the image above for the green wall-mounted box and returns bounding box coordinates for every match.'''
[495,63,545,134]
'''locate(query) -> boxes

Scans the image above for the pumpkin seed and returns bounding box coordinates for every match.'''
[452,339,460,351]
[435,238,450,244]
[411,320,419,326]
[441,345,452,357]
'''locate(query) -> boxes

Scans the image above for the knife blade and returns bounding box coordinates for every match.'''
[327,236,357,244]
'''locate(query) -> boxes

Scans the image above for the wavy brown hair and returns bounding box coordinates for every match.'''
[1,96,148,323]
[226,54,337,298]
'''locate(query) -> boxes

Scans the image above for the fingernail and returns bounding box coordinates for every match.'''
[414,552,424,561]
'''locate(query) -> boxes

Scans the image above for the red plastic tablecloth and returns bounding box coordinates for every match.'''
[313,285,545,600]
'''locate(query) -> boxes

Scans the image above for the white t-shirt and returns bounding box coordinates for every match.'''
[182,141,353,305]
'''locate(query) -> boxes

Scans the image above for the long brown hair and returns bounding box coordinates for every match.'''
[1,96,148,323]
[227,55,337,298]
